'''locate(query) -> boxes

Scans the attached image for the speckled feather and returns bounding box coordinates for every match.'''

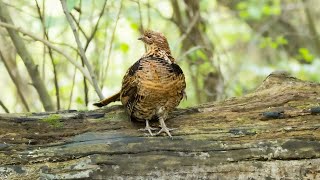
[121,56,185,121]
[94,30,186,137]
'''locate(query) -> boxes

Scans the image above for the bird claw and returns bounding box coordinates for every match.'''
[139,120,159,136]
[139,127,158,136]
[156,127,177,138]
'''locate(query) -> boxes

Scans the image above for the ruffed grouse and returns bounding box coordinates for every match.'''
[94,30,186,137]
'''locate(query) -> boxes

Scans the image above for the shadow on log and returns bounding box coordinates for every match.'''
[0,71,320,179]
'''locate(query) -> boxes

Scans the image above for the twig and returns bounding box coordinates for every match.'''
[3,2,38,18]
[173,12,199,49]
[99,26,109,88]
[101,0,122,88]
[177,46,205,61]
[147,0,150,28]
[81,0,107,105]
[136,0,146,51]
[170,0,184,30]
[0,100,9,113]
[68,65,77,110]
[137,0,144,32]
[0,1,54,111]
[70,13,89,40]
[84,0,108,51]
[71,0,89,106]
[35,0,61,110]
[60,0,103,100]
[43,40,79,52]
[0,22,93,85]
[37,0,46,79]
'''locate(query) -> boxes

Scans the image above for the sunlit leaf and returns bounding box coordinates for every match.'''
[276,36,288,45]
[120,43,129,53]
[236,2,248,10]
[270,42,278,49]
[259,37,272,48]
[76,97,84,104]
[263,6,271,15]
[239,11,250,19]
[196,50,207,61]
[130,23,139,31]
[298,48,314,63]
[260,36,287,49]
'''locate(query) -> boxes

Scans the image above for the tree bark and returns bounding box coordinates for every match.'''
[0,0,54,111]
[0,72,319,179]
[0,39,30,112]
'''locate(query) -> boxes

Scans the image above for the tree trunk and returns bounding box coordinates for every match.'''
[0,71,319,179]
[0,0,54,111]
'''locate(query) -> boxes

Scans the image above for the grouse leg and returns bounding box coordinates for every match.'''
[139,120,158,136]
[156,117,176,138]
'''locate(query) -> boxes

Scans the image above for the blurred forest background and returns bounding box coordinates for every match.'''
[0,0,319,113]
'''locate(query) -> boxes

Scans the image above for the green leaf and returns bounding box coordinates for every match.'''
[76,97,84,104]
[130,23,139,31]
[270,42,278,49]
[120,43,129,53]
[239,11,250,19]
[262,5,271,15]
[196,50,207,61]
[298,48,314,63]
[275,36,288,45]
[236,2,248,10]
[259,37,272,48]
[260,36,287,49]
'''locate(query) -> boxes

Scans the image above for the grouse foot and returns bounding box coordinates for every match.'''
[156,117,176,138]
[139,120,158,136]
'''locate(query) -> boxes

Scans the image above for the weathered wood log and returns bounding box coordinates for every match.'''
[0,71,319,179]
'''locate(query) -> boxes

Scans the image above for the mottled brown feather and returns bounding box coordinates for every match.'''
[120,56,185,121]
[94,30,186,136]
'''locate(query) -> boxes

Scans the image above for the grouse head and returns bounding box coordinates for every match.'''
[138,30,170,52]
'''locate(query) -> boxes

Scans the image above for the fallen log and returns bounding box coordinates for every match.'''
[0,71,319,179]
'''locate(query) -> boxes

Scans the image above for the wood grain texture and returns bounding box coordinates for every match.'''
[0,71,319,179]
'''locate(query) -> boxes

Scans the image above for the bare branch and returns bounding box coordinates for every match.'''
[68,66,77,110]
[35,0,46,79]
[0,47,30,112]
[0,22,93,85]
[70,12,89,40]
[137,0,144,32]
[74,0,89,106]
[0,100,9,113]
[101,0,123,88]
[0,0,54,111]
[35,0,61,110]
[173,12,199,49]
[3,2,38,18]
[147,0,150,28]
[136,0,146,51]
[176,46,205,61]
[84,0,108,51]
[60,0,103,100]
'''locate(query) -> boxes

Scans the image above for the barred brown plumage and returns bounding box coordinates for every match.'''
[94,30,186,138]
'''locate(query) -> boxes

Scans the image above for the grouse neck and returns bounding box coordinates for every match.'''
[143,45,175,63]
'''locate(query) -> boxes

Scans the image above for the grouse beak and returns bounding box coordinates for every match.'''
[138,36,144,41]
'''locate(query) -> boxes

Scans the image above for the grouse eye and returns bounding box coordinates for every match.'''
[146,35,151,39]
